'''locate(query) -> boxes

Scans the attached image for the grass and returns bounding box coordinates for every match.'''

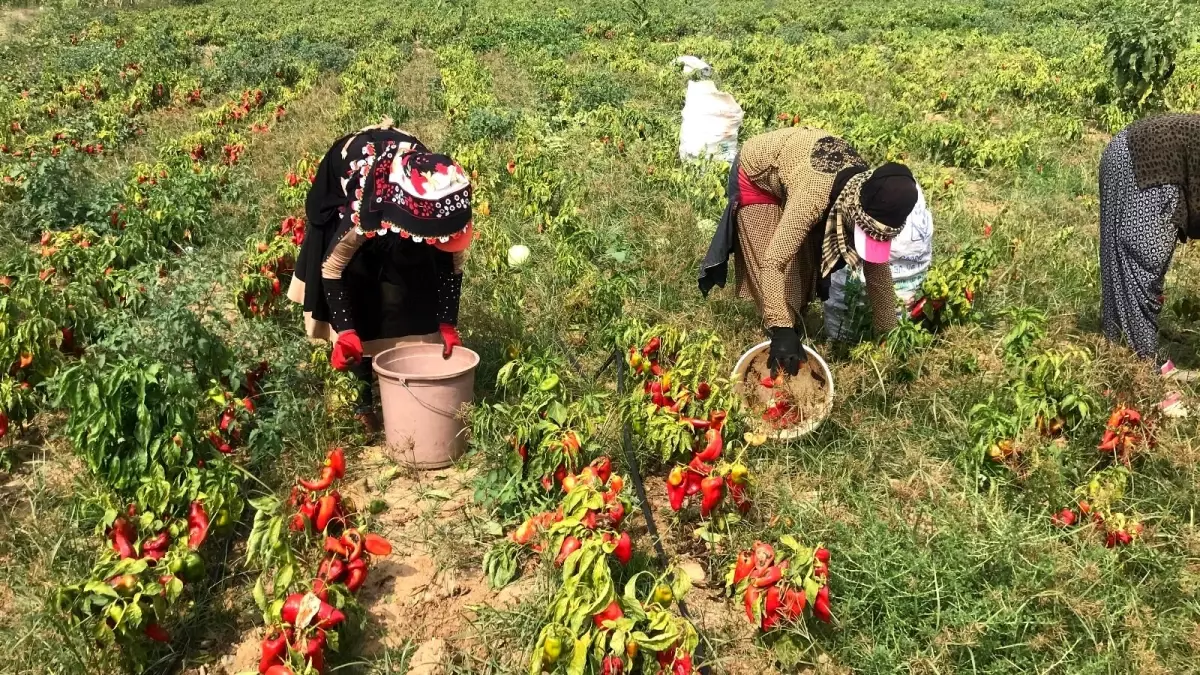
[0,0,1198,673]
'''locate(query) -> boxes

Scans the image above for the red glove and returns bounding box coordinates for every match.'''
[439,323,461,359]
[331,330,363,371]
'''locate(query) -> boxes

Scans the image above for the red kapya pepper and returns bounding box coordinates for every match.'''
[509,519,536,546]
[590,456,612,485]
[288,513,307,532]
[555,535,581,566]
[605,500,626,528]
[642,336,661,357]
[299,495,318,522]
[280,593,345,629]
[345,557,368,593]
[752,541,775,571]
[340,529,363,561]
[656,644,677,669]
[761,585,783,630]
[264,666,295,675]
[592,599,624,630]
[219,408,235,432]
[311,578,330,602]
[732,550,755,585]
[300,448,347,491]
[812,585,832,623]
[744,585,761,623]
[699,475,724,518]
[314,493,339,532]
[709,409,728,431]
[109,517,137,559]
[258,628,292,674]
[604,531,632,565]
[318,557,346,583]
[687,456,712,485]
[752,564,783,588]
[696,382,711,400]
[581,509,598,530]
[362,532,392,557]
[606,474,625,498]
[142,530,170,553]
[601,655,623,675]
[782,587,807,621]
[324,536,348,558]
[208,431,229,453]
[666,466,687,511]
[694,427,723,462]
[1051,508,1077,527]
[144,622,171,643]
[298,628,326,673]
[187,501,210,549]
[649,381,667,408]
[671,653,693,675]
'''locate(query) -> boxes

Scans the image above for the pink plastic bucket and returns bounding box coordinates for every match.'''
[372,343,480,469]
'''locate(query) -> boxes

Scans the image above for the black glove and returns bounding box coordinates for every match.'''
[767,326,806,377]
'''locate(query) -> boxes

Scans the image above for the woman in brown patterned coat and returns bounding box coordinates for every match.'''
[1100,113,1199,382]
[700,127,918,376]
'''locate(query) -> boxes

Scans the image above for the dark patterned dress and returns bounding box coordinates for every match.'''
[1099,127,1182,364]
[288,127,463,356]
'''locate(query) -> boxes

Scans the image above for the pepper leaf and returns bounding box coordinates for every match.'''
[253,575,267,612]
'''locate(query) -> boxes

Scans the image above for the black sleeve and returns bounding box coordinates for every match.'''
[323,274,355,333]
[434,252,462,326]
[320,224,367,334]
[305,133,356,231]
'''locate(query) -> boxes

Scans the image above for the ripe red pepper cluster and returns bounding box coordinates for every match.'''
[258,447,392,674]
[104,499,209,564]
[1053,498,1144,548]
[728,540,832,630]
[509,456,633,566]
[758,375,799,429]
[1047,405,1155,548]
[207,390,258,455]
[95,499,213,643]
[238,157,313,319]
[1097,404,1152,465]
[664,413,751,518]
[628,334,752,520]
[287,448,348,533]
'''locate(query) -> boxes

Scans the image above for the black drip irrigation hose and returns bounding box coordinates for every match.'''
[614,349,711,674]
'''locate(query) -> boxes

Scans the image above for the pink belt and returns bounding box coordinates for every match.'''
[737,168,781,207]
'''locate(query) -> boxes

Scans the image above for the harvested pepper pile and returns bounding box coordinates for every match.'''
[248,447,393,675]
[726,538,833,630]
[739,351,830,433]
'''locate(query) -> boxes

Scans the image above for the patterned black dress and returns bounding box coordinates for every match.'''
[1099,128,1183,364]
[288,127,463,355]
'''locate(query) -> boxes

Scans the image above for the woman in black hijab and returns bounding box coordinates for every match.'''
[289,120,473,429]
